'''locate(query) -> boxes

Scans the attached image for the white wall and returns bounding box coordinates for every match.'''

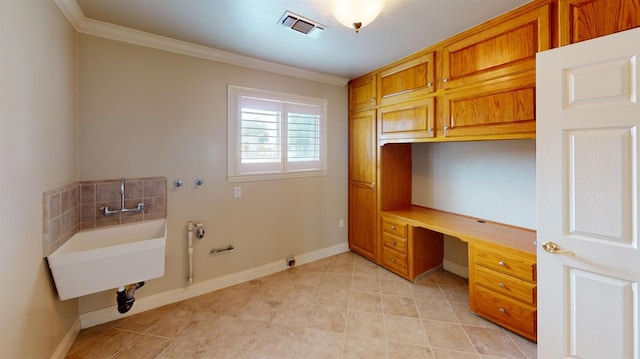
[0,0,79,357]
[412,140,537,271]
[412,140,537,229]
[76,34,349,313]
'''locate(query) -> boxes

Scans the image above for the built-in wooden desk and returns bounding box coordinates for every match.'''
[380,205,538,342]
[382,206,536,252]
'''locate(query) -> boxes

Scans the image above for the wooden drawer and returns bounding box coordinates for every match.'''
[381,217,408,238]
[380,246,408,277]
[382,231,408,254]
[474,245,536,282]
[475,265,536,305]
[474,285,537,341]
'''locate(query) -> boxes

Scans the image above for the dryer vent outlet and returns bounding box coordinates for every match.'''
[286,257,296,267]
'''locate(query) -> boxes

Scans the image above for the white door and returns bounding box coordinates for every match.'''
[537,28,640,358]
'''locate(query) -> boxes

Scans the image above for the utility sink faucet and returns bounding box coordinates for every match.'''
[101,177,145,216]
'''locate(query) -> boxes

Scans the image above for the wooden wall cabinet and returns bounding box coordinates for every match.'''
[469,241,538,341]
[378,98,435,141]
[558,0,640,46]
[440,3,552,90]
[440,72,536,139]
[349,74,377,111]
[378,52,435,107]
[348,109,377,260]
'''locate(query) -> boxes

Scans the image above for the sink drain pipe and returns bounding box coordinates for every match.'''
[187,221,204,284]
[188,222,194,283]
[116,282,145,314]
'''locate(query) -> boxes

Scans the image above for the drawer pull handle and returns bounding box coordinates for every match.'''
[391,225,396,230]
[498,261,505,267]
[391,258,396,263]
[499,307,506,314]
[498,282,505,288]
[391,241,396,245]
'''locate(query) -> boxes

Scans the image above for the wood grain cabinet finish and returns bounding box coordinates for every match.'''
[379,215,444,281]
[470,241,538,342]
[440,3,552,90]
[378,98,435,141]
[378,52,435,107]
[349,74,377,111]
[348,109,377,260]
[440,72,536,139]
[558,0,640,46]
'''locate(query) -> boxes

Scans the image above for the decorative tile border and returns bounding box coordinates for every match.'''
[43,177,167,257]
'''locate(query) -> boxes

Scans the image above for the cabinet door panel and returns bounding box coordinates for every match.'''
[379,98,435,141]
[349,75,377,111]
[441,73,536,139]
[349,109,377,260]
[559,0,640,46]
[379,53,435,106]
[349,110,376,183]
[349,183,377,259]
[441,4,551,89]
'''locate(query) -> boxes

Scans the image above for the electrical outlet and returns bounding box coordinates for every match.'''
[234,186,242,198]
[338,218,344,228]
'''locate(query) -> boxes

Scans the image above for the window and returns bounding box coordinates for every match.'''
[228,85,327,182]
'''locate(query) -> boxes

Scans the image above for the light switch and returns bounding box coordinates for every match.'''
[234,187,242,198]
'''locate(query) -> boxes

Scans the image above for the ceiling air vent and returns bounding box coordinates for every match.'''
[278,11,326,38]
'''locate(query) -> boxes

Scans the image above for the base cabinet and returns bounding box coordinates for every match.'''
[470,241,538,342]
[379,215,444,280]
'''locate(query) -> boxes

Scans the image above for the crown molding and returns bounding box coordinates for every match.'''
[53,0,85,31]
[54,0,349,86]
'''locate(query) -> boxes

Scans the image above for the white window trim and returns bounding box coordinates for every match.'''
[228,85,328,183]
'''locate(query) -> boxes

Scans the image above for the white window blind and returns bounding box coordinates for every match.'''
[228,86,327,182]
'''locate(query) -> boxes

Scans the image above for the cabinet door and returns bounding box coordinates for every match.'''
[559,0,640,46]
[349,75,377,111]
[378,52,435,106]
[440,3,551,90]
[378,98,435,142]
[440,72,536,139]
[349,110,377,260]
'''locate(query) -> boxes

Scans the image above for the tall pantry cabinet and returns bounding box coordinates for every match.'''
[348,76,378,261]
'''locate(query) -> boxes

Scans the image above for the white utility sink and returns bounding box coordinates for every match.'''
[47,219,166,300]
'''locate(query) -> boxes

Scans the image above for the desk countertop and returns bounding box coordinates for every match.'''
[381,206,537,254]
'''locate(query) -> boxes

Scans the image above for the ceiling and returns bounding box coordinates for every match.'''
[74,0,531,80]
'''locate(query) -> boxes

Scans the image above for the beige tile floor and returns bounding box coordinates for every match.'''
[66,251,537,359]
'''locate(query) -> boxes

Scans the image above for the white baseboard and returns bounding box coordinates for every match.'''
[442,259,469,279]
[51,317,80,359]
[80,242,349,329]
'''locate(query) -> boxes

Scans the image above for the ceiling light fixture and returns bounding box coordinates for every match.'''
[330,0,385,33]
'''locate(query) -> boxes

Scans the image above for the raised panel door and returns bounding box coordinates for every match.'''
[378,52,435,106]
[537,27,640,357]
[559,0,640,46]
[440,72,536,139]
[378,98,435,142]
[349,75,377,111]
[440,3,551,90]
[349,109,377,260]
